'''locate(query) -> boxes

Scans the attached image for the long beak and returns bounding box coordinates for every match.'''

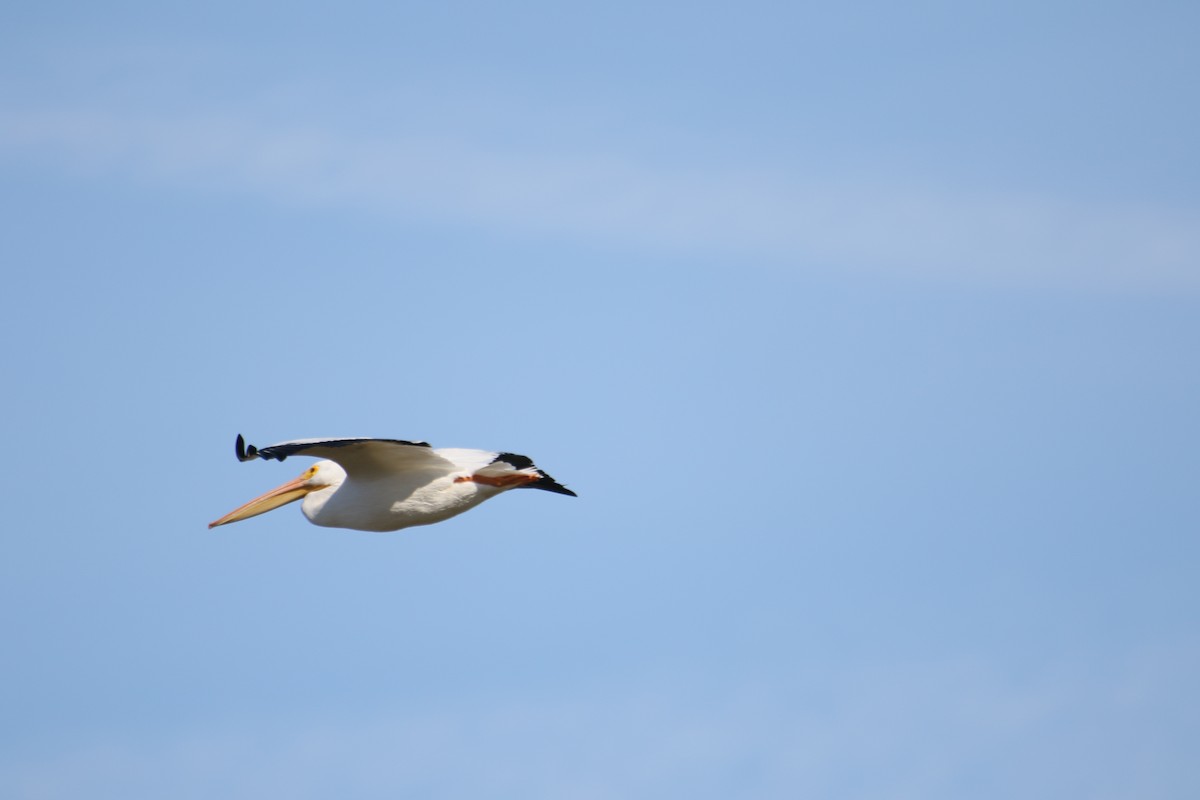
[209,474,314,529]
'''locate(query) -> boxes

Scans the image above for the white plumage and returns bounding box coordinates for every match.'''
[209,435,575,532]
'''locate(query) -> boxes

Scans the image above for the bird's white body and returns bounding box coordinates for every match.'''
[210,436,575,533]
[297,457,506,531]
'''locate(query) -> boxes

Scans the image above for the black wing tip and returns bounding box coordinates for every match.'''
[495,452,534,470]
[535,477,577,497]
[236,434,276,461]
[494,452,577,497]
[235,434,259,462]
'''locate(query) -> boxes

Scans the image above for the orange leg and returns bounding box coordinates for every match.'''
[455,473,539,488]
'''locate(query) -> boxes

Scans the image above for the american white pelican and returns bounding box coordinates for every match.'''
[209,434,575,532]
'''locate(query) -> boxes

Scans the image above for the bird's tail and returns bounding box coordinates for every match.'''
[490,453,577,497]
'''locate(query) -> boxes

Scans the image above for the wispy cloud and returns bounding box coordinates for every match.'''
[2,103,1197,292]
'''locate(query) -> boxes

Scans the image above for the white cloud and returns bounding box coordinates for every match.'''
[1,104,1197,292]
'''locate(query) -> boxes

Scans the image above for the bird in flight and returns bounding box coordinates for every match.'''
[210,434,575,532]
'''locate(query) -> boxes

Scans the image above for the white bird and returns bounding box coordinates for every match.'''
[209,434,575,532]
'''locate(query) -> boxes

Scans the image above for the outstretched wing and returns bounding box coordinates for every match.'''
[235,434,459,478]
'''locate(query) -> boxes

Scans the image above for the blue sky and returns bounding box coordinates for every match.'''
[1,2,1198,798]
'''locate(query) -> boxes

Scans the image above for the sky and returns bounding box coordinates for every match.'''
[1,1,1198,798]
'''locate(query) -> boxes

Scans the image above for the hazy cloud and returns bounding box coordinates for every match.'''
[2,102,1197,291]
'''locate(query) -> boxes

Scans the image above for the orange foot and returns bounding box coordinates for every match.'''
[455,473,539,488]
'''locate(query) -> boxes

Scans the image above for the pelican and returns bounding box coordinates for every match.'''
[209,434,575,532]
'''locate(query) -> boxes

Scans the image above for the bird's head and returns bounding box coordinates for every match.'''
[209,460,345,529]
